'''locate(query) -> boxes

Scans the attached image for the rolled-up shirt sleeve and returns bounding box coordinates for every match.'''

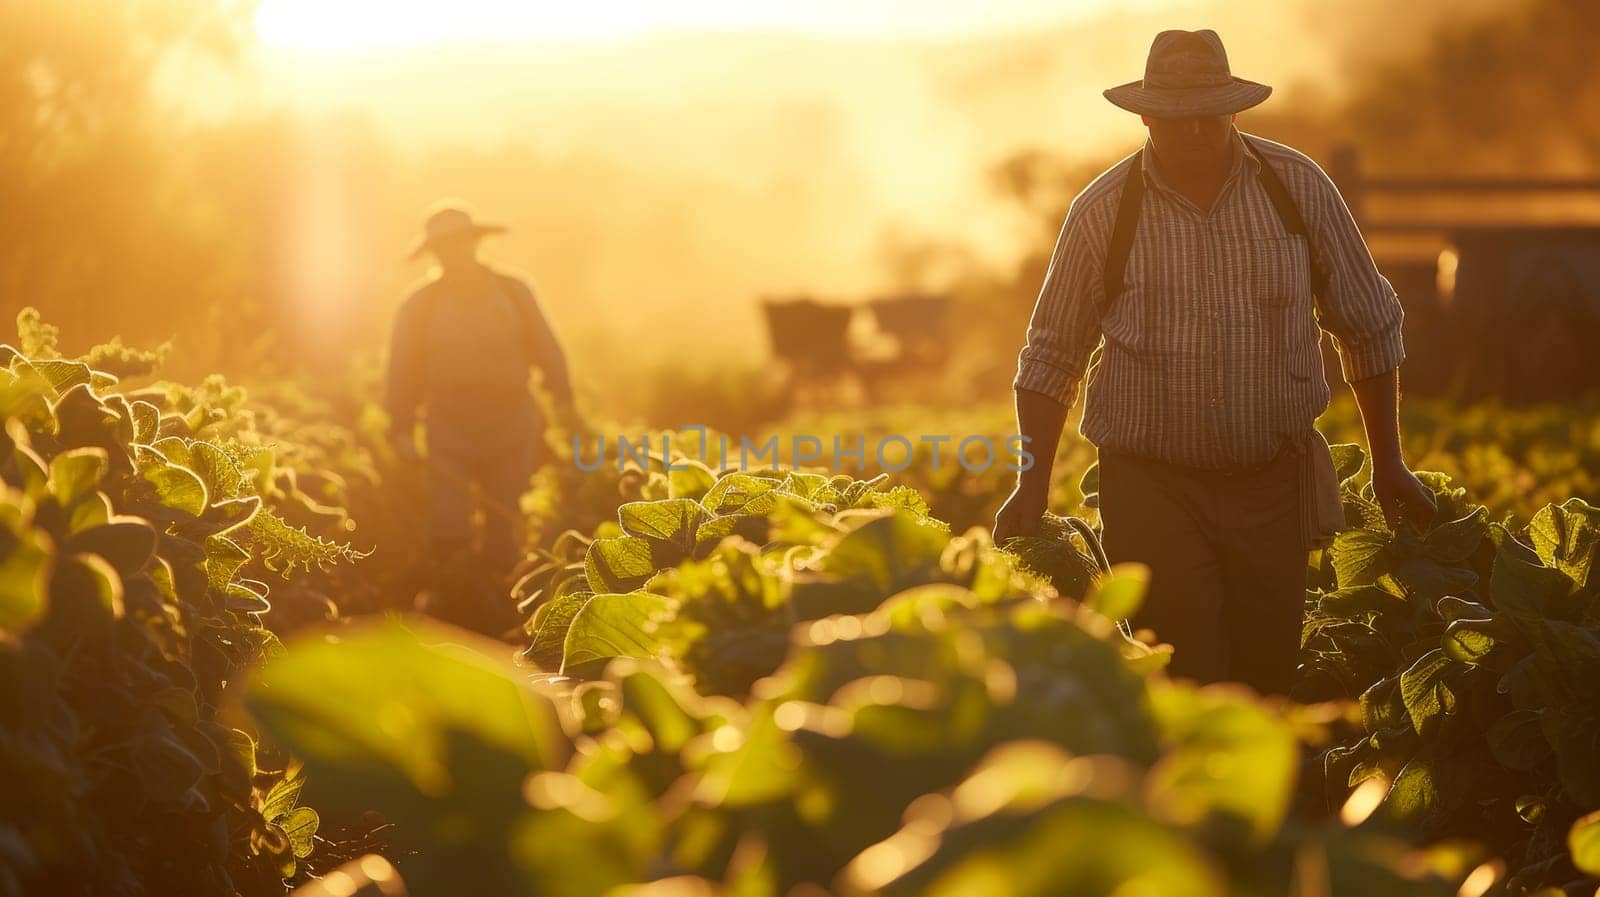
[1013,191,1115,407]
[1303,163,1406,383]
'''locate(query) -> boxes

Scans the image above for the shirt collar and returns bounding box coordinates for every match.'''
[1139,127,1257,196]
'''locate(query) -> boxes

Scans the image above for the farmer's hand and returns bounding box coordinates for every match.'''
[994,481,1049,545]
[1372,457,1436,533]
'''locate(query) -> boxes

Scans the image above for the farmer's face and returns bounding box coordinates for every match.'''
[1142,113,1237,174]
[430,232,480,273]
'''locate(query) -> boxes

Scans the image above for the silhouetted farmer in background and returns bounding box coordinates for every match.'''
[386,203,576,602]
[994,30,1436,696]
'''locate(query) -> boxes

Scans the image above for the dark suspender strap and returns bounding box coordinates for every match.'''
[1102,138,1330,307]
[1244,137,1307,236]
[1243,136,1330,297]
[1103,150,1145,304]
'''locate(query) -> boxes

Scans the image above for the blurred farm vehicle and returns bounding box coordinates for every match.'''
[759,292,952,408]
[1331,144,1600,402]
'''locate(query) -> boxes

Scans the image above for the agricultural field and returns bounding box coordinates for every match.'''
[4,315,1599,897]
[10,0,1600,892]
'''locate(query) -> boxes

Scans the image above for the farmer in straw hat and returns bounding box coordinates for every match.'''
[993,29,1436,696]
[386,202,577,577]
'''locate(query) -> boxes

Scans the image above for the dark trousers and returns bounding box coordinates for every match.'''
[426,441,533,568]
[1098,448,1309,696]
[424,399,540,570]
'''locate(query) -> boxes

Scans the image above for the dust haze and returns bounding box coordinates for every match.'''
[9,0,1568,396]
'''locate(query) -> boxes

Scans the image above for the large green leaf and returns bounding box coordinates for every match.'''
[1331,528,1392,587]
[205,534,251,593]
[53,553,123,625]
[618,499,708,554]
[261,762,306,822]
[67,519,157,576]
[695,706,802,807]
[1528,499,1600,590]
[701,474,782,515]
[247,618,572,799]
[1489,535,1572,623]
[693,514,768,554]
[66,489,112,532]
[585,536,663,594]
[47,447,108,507]
[142,461,208,516]
[766,493,846,547]
[129,399,161,443]
[524,591,592,671]
[1441,618,1498,665]
[1330,442,1367,484]
[1384,755,1440,822]
[1384,557,1479,605]
[562,591,672,674]
[1145,682,1299,843]
[818,510,950,595]
[188,441,247,501]
[1571,809,1600,877]
[1086,563,1148,621]
[1398,649,1455,734]
[1315,585,1407,619]
[9,434,49,501]
[615,664,701,754]
[151,435,193,467]
[0,517,51,631]
[281,806,319,859]
[1422,506,1488,564]
[32,359,95,393]
[851,742,1225,897]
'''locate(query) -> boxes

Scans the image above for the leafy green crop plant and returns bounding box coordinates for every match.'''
[0,312,362,897]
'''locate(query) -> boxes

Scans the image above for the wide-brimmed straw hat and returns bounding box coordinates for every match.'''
[408,203,507,260]
[1103,29,1271,117]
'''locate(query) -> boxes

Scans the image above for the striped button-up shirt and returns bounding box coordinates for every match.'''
[1013,129,1405,470]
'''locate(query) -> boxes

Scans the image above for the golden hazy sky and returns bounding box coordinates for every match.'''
[254,0,1197,48]
[228,0,1338,361]
[224,0,1505,366]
